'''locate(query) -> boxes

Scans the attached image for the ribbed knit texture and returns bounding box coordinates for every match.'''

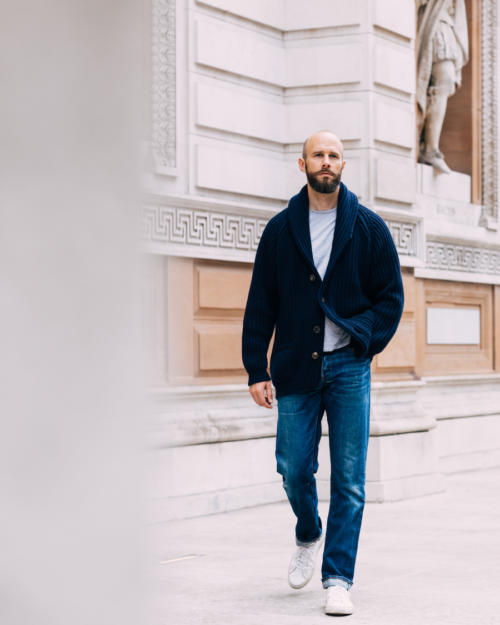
[242,183,404,398]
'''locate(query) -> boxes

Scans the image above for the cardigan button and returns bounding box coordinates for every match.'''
[313,325,321,334]
[312,351,319,360]
[309,274,316,282]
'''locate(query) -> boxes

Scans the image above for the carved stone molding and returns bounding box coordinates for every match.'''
[480,0,498,225]
[152,0,176,171]
[142,205,267,252]
[143,206,416,264]
[426,240,500,275]
[386,221,418,256]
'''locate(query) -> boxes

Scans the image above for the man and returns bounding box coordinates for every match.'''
[416,0,468,173]
[242,131,404,615]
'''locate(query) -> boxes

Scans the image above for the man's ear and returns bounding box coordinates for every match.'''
[298,157,306,173]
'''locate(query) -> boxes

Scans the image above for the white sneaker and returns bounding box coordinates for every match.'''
[324,585,354,615]
[287,533,324,589]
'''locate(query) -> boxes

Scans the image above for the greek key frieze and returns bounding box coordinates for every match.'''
[386,221,417,256]
[426,240,500,275]
[142,206,267,251]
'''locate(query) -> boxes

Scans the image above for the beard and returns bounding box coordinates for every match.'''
[305,165,341,194]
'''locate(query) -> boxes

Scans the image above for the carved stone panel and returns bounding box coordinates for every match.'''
[152,0,176,171]
[387,220,418,256]
[426,240,500,275]
[142,205,268,255]
[480,0,498,225]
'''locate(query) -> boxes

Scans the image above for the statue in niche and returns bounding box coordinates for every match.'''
[416,0,469,173]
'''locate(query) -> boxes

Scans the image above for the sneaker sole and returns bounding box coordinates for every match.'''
[289,577,312,590]
[324,602,353,616]
[324,609,353,616]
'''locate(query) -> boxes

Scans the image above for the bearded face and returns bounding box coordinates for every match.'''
[304,162,342,194]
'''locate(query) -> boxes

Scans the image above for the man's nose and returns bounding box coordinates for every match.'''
[321,155,330,167]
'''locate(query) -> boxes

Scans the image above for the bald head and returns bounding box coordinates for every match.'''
[302,131,344,159]
[298,130,346,195]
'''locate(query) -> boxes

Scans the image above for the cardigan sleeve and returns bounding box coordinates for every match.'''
[365,217,405,357]
[242,218,279,386]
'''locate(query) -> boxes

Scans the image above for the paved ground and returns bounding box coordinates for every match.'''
[152,468,500,624]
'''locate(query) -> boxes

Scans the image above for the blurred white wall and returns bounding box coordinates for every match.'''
[0,2,149,624]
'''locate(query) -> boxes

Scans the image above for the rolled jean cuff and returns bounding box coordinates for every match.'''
[322,576,352,591]
[295,530,322,547]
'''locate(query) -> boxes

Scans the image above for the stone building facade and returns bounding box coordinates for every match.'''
[143,0,500,521]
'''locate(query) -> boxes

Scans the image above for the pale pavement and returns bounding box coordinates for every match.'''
[153,468,500,624]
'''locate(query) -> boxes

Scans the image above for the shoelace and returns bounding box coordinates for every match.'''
[294,545,315,569]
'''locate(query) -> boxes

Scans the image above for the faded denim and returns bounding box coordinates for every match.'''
[275,346,371,589]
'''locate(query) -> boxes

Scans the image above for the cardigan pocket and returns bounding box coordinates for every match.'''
[270,344,295,387]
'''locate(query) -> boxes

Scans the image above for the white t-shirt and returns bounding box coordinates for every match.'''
[309,207,351,352]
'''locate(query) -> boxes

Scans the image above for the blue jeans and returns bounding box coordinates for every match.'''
[275,346,371,590]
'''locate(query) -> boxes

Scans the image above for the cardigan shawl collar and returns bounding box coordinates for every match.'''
[286,182,359,285]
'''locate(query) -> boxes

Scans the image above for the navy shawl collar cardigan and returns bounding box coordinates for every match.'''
[242,182,404,398]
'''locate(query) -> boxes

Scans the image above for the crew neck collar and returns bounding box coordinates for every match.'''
[309,205,337,213]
